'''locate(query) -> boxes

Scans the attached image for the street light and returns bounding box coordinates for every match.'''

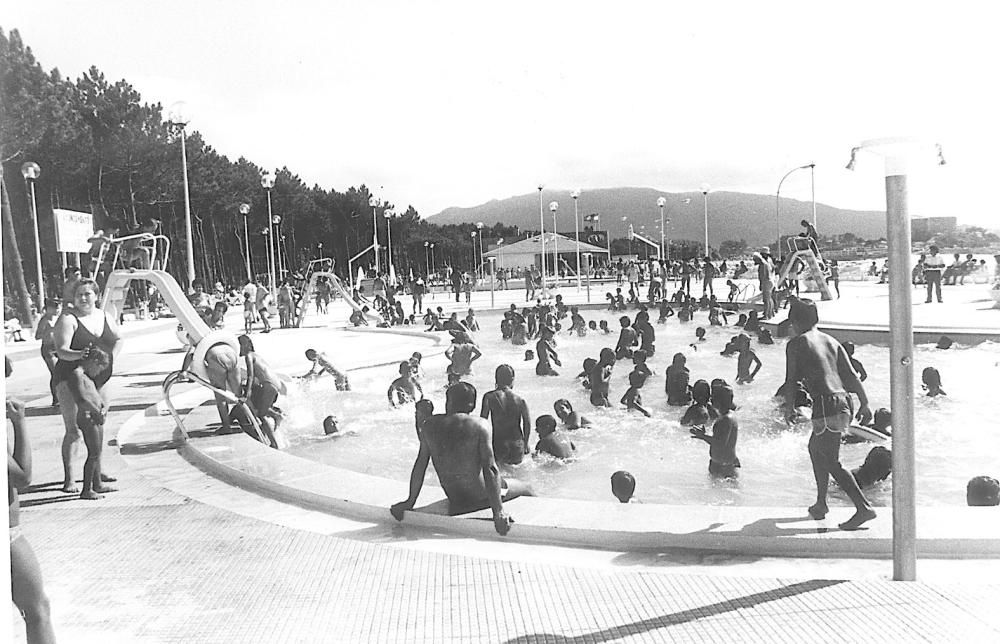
[470,230,478,277]
[537,185,546,280]
[272,214,283,284]
[260,172,276,290]
[384,208,395,282]
[700,183,711,257]
[476,222,484,280]
[20,162,44,309]
[656,196,666,261]
[429,243,436,275]
[166,103,195,289]
[368,195,380,275]
[424,241,430,275]
[775,163,815,254]
[549,201,559,283]
[238,203,252,282]
[488,256,496,308]
[571,189,581,290]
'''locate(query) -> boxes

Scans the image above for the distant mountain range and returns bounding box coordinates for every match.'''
[427,188,886,247]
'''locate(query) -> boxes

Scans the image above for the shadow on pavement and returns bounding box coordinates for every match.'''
[119,439,180,456]
[502,579,845,644]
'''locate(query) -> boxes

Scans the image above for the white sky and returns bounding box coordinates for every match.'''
[6,1,999,227]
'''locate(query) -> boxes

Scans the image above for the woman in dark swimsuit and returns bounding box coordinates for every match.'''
[52,278,121,498]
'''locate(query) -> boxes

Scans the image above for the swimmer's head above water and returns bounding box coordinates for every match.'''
[535,414,557,437]
[322,415,340,435]
[495,364,515,388]
[445,381,477,414]
[611,470,636,504]
[967,475,1000,506]
[553,399,573,420]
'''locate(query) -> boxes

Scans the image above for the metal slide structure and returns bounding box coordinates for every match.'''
[628,227,662,258]
[292,267,385,328]
[776,238,834,301]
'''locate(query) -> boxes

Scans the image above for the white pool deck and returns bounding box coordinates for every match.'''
[6,278,1000,642]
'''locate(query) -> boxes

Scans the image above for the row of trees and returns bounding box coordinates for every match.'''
[1,28,526,323]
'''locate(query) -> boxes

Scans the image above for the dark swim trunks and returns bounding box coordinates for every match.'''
[811,392,853,435]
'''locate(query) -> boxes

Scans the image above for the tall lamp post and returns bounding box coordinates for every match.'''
[272,215,282,286]
[700,184,711,257]
[549,201,559,282]
[423,241,430,275]
[261,173,276,289]
[384,208,395,282]
[238,203,252,282]
[475,222,484,279]
[775,163,815,254]
[846,138,944,582]
[429,243,436,276]
[488,256,496,308]
[470,231,478,278]
[656,196,666,260]
[537,185,546,280]
[571,189,581,290]
[369,195,380,274]
[20,162,44,309]
[166,104,195,289]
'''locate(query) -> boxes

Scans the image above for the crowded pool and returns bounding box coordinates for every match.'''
[281,308,1000,507]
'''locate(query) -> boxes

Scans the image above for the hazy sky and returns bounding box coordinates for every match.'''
[6,2,998,226]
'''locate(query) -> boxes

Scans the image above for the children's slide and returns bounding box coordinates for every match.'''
[296,271,385,327]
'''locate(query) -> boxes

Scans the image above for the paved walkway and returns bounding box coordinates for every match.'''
[6,296,1000,642]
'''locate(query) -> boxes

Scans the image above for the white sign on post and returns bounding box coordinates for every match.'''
[52,209,94,252]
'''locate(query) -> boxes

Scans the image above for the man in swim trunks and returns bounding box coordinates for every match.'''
[391,384,532,535]
[784,298,876,530]
[445,334,482,377]
[480,365,532,465]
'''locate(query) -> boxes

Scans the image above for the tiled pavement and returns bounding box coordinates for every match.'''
[7,291,1000,643]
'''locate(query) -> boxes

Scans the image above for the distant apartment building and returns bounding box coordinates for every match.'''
[911,217,957,242]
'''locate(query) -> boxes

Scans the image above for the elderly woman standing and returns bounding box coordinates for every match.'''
[52,278,121,498]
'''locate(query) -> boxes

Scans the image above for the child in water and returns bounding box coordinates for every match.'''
[665,353,692,406]
[578,358,597,390]
[845,407,892,443]
[534,415,576,459]
[632,349,652,379]
[735,335,762,384]
[322,415,342,436]
[301,348,351,391]
[695,327,707,342]
[690,384,741,478]
[387,361,423,407]
[843,341,867,381]
[614,316,638,360]
[621,366,652,417]
[589,348,616,407]
[921,367,946,397]
[569,307,587,336]
[681,379,717,427]
[851,446,892,489]
[554,398,591,429]
[535,326,562,376]
[611,471,638,503]
[658,299,675,323]
[599,320,611,334]
[408,352,423,380]
[588,320,598,332]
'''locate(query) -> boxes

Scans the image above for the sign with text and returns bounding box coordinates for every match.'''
[53,209,94,252]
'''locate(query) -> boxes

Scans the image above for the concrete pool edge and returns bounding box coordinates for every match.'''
[120,378,1000,560]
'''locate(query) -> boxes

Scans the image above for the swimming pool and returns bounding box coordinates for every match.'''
[283,308,1000,507]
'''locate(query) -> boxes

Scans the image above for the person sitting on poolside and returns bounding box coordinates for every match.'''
[967,475,1000,506]
[599,320,611,334]
[921,367,946,397]
[851,446,892,489]
[611,470,638,503]
[589,348,616,408]
[388,361,424,407]
[480,364,532,465]
[445,332,483,377]
[322,415,342,436]
[736,334,763,384]
[301,348,351,391]
[690,384,741,478]
[681,379,718,427]
[391,384,533,534]
[842,341,868,382]
[614,316,638,360]
[665,352,692,406]
[621,366,652,417]
[534,414,575,459]
[535,326,562,376]
[554,398,591,430]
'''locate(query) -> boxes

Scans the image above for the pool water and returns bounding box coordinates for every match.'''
[283,309,1000,507]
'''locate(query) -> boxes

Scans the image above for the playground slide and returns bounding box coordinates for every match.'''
[303,271,385,326]
[777,250,834,301]
[102,269,212,343]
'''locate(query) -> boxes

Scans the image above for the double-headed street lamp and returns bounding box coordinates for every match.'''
[238,203,252,281]
[571,190,581,290]
[261,172,276,289]
[166,103,195,289]
[775,163,816,254]
[20,162,44,309]
[549,201,559,281]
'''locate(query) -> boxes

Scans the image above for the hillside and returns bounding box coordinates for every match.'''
[427,188,886,247]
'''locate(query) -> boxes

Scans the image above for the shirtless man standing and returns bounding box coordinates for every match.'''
[445,334,482,377]
[390,384,532,535]
[784,298,876,530]
[480,364,532,465]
